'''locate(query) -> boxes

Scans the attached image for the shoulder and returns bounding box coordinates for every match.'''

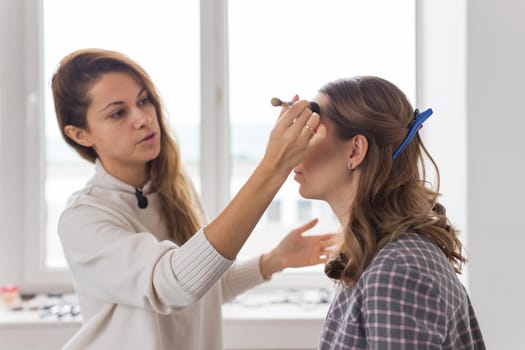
[58,185,135,242]
[367,233,453,279]
[61,183,126,220]
[377,232,442,259]
[357,233,464,311]
[358,234,440,295]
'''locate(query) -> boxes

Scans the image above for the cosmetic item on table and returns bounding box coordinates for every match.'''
[1,284,20,307]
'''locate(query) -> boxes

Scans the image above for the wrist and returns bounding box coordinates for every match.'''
[258,155,292,181]
[259,250,284,280]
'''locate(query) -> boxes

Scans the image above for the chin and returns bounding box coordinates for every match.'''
[298,186,322,200]
[148,148,162,161]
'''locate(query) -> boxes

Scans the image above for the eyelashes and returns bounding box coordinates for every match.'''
[138,97,151,106]
[110,109,124,119]
[108,96,152,119]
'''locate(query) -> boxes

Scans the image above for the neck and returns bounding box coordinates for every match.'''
[326,176,359,228]
[328,196,352,228]
[100,160,150,188]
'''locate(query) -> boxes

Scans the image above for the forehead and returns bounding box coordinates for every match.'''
[313,92,337,130]
[88,72,144,106]
[313,92,329,109]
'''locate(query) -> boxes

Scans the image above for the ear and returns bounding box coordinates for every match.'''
[63,125,94,147]
[347,134,368,170]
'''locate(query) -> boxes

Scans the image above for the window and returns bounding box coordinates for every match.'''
[266,200,282,223]
[42,0,201,269]
[228,0,416,280]
[17,0,416,289]
[297,201,313,223]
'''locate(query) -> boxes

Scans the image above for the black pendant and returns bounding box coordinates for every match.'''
[135,188,148,209]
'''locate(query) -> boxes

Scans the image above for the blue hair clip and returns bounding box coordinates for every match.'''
[392,108,433,159]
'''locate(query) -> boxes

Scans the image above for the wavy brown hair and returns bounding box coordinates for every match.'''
[51,48,201,245]
[322,76,466,286]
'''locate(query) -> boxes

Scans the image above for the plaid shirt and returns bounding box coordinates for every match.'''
[319,233,485,350]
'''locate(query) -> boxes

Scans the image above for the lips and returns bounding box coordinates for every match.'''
[138,132,156,144]
[293,167,303,176]
[293,170,304,181]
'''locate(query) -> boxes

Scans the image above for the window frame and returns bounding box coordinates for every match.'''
[0,0,442,293]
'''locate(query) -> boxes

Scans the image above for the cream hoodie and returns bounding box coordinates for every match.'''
[58,160,265,349]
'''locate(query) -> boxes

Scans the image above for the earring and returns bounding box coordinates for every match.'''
[348,163,354,172]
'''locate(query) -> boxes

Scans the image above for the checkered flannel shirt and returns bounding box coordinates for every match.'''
[319,233,485,350]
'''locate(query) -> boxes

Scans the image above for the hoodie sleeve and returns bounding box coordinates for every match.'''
[58,203,233,314]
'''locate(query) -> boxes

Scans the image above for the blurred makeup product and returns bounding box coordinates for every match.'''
[1,284,20,306]
[271,97,320,114]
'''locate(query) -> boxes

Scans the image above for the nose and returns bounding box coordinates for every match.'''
[133,108,153,129]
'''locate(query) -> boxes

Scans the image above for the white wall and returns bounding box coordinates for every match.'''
[467,0,525,348]
[417,1,468,281]
[420,1,525,348]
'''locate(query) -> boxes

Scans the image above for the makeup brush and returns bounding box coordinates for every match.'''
[271,97,320,114]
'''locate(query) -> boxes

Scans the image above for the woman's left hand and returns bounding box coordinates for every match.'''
[259,218,336,280]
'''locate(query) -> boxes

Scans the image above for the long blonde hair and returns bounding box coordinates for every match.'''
[322,76,466,286]
[51,48,201,244]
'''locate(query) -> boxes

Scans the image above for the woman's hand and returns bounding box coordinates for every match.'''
[203,99,325,261]
[259,218,336,280]
[261,97,326,176]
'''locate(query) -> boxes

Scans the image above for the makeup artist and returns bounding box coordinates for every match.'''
[51,48,333,350]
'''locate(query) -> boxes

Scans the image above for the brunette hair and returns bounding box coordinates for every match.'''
[51,48,201,244]
[321,76,466,286]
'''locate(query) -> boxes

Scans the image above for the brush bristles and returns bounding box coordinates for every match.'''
[270,97,320,114]
[270,97,283,106]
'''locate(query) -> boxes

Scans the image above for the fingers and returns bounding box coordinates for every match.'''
[290,105,319,135]
[267,99,325,173]
[317,232,337,241]
[277,95,299,119]
[299,113,320,141]
[322,245,334,256]
[318,233,337,257]
[304,122,326,150]
[319,255,330,264]
[292,218,319,235]
[320,237,336,264]
[315,250,332,265]
[320,237,336,249]
[275,99,314,130]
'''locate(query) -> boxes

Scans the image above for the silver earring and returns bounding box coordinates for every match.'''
[348,163,354,171]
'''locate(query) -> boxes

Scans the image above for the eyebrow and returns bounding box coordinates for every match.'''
[99,88,147,112]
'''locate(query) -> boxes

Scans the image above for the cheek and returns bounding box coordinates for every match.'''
[153,115,162,132]
[301,149,323,171]
[90,127,127,153]
[302,141,340,172]
[299,142,349,193]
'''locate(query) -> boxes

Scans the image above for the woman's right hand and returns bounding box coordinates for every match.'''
[262,99,326,176]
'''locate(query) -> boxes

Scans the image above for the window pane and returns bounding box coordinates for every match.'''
[43,0,200,268]
[228,0,416,262]
[297,200,313,223]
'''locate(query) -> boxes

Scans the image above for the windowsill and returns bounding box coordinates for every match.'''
[0,289,330,350]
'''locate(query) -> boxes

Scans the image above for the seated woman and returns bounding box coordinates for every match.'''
[292,76,485,349]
